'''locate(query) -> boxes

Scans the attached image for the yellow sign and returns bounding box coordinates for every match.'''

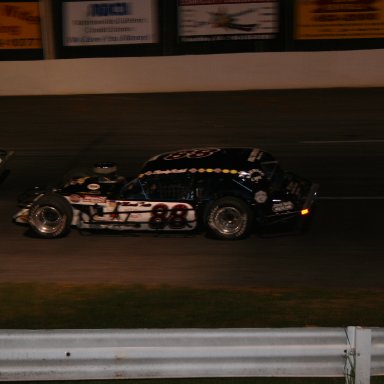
[295,0,384,39]
[0,2,41,49]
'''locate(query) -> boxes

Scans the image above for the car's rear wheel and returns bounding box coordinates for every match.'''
[28,194,73,238]
[205,197,253,240]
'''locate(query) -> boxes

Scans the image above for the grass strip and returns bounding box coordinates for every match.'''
[1,283,384,329]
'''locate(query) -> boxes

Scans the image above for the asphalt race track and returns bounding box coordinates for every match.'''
[1,89,383,289]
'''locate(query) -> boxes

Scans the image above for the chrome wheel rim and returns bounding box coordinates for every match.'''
[31,206,64,234]
[212,206,244,235]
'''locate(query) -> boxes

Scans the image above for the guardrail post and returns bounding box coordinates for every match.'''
[346,327,372,384]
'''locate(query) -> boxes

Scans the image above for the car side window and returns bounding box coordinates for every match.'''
[141,174,193,201]
[119,178,147,200]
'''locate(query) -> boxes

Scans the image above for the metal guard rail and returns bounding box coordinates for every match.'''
[0,327,383,382]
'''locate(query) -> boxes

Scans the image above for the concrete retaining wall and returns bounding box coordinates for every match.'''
[1,49,383,95]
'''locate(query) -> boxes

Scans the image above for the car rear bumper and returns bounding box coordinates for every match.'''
[0,149,14,170]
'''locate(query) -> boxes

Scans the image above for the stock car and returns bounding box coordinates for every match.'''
[14,147,318,240]
[0,148,14,183]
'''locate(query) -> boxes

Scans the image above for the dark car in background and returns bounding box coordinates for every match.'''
[0,148,14,184]
[14,147,318,240]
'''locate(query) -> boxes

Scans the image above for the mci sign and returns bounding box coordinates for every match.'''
[87,2,131,17]
[63,0,158,46]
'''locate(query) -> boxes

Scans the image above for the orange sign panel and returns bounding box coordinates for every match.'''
[0,2,42,49]
[295,0,384,39]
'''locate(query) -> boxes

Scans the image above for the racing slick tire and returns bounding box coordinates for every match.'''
[28,193,73,239]
[205,197,254,240]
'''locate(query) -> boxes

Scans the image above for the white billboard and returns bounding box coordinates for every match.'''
[179,0,278,41]
[63,0,158,46]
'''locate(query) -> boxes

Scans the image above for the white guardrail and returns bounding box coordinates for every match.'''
[0,327,383,383]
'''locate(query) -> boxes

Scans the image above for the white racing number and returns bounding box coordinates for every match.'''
[164,148,220,161]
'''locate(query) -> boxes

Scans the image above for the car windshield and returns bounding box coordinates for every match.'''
[259,153,285,192]
[260,160,279,180]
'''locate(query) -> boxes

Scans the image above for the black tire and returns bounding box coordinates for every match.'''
[205,197,253,240]
[28,193,73,239]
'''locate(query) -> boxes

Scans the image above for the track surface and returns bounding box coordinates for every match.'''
[1,89,383,288]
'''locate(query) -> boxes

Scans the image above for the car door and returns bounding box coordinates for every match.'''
[92,176,197,231]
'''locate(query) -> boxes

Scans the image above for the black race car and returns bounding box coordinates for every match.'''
[0,148,14,184]
[14,147,318,240]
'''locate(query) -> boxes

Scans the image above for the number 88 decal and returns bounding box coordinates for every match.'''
[164,148,220,161]
[149,203,189,229]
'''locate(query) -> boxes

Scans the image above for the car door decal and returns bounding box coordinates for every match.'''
[74,200,196,231]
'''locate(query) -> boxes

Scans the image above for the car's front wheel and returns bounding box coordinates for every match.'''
[205,197,253,240]
[28,193,73,238]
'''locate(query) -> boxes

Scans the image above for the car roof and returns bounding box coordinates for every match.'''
[140,147,273,176]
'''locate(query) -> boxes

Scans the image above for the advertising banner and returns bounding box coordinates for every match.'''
[178,0,278,42]
[295,0,384,39]
[0,2,41,49]
[63,0,158,46]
